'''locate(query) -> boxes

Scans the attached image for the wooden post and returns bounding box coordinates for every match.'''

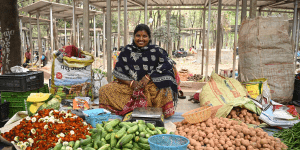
[103,9,106,69]
[241,0,247,21]
[37,11,42,68]
[233,0,239,79]
[83,0,89,52]
[215,0,222,74]
[124,0,128,45]
[94,15,96,58]
[65,21,67,46]
[118,0,121,50]
[250,0,257,18]
[50,5,53,60]
[144,0,148,25]
[106,0,112,82]
[205,0,211,81]
[29,14,33,64]
[258,7,262,16]
[201,7,206,75]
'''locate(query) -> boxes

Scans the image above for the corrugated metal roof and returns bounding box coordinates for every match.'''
[81,0,298,10]
[19,0,102,20]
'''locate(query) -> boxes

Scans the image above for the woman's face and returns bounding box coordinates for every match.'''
[134,30,150,48]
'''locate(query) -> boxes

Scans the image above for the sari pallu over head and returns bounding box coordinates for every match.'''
[112,42,178,106]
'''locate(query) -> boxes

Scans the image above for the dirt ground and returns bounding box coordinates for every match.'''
[41,54,238,87]
[91,54,238,77]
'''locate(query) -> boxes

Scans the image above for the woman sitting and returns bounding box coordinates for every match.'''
[99,24,178,118]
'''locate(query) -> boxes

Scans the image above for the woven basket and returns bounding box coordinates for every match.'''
[210,105,223,118]
[182,106,212,124]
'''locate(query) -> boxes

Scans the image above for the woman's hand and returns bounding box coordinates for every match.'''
[139,75,151,88]
[131,80,140,90]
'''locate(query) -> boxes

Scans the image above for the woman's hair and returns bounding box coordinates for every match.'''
[133,24,151,38]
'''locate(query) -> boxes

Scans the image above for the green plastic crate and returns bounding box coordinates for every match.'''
[9,107,26,118]
[1,89,39,118]
[38,84,49,93]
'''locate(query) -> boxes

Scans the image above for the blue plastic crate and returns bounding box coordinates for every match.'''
[83,109,111,128]
[148,134,189,150]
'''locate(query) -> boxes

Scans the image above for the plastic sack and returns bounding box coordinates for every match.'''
[243,78,271,109]
[199,72,261,118]
[50,49,94,100]
[259,100,300,128]
[92,69,108,98]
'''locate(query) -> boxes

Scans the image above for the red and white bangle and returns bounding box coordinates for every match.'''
[130,80,134,87]
[145,75,151,80]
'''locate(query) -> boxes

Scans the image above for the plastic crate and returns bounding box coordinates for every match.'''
[0,102,10,121]
[148,134,189,150]
[39,84,49,93]
[83,109,111,128]
[0,71,44,92]
[8,107,25,118]
[1,89,39,118]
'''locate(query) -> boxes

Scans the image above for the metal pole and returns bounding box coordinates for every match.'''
[50,5,53,60]
[124,0,128,45]
[20,18,23,64]
[37,12,42,68]
[215,0,222,74]
[167,7,171,56]
[94,15,97,58]
[107,0,112,82]
[83,0,90,52]
[293,1,298,50]
[297,10,300,55]
[118,0,121,50]
[97,32,100,57]
[103,9,106,69]
[294,1,299,69]
[73,0,76,46]
[144,0,148,25]
[29,14,33,64]
[233,0,239,79]
[201,7,206,75]
[205,0,211,81]
[65,21,67,46]
[77,19,80,47]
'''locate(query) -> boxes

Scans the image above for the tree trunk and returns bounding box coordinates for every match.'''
[0,0,21,74]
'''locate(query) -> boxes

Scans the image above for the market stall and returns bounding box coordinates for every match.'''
[0,66,300,150]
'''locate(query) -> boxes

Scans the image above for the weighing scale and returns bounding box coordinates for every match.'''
[123,107,164,127]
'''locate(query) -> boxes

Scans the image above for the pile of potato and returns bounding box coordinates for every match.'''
[174,117,287,150]
[227,107,263,125]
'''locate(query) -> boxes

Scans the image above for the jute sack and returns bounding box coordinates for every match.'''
[239,15,294,104]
